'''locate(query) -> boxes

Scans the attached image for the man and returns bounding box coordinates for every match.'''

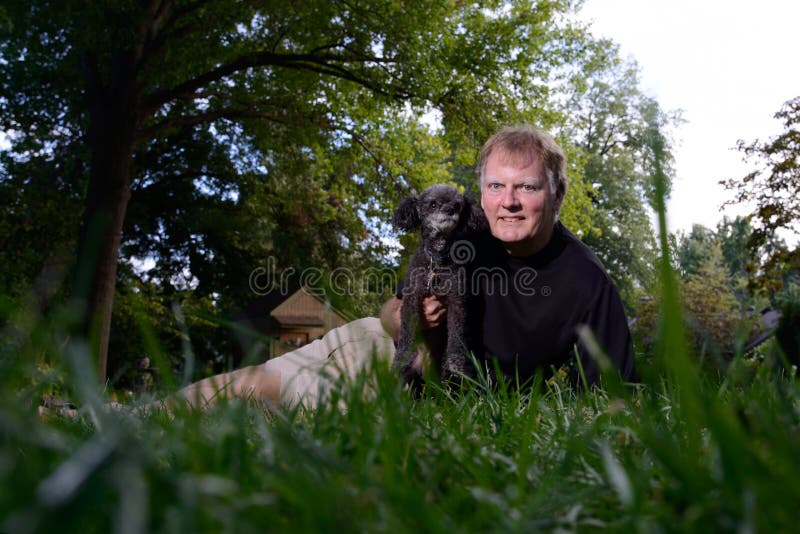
[382,125,635,385]
[176,125,634,409]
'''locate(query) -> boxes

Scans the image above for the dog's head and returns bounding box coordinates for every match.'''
[393,184,486,237]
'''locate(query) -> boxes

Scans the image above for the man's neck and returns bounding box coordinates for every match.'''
[504,223,557,257]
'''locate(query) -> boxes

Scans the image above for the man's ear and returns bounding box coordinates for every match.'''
[393,196,420,232]
[554,187,565,214]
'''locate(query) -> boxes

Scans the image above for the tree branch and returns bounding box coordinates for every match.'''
[131,169,208,194]
[599,125,617,156]
[139,0,212,73]
[137,106,295,141]
[142,50,406,113]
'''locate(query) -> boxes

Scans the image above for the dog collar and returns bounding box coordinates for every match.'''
[424,244,447,262]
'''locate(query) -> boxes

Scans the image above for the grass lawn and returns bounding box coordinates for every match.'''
[2,328,799,532]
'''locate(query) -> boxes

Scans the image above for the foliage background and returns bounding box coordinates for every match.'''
[0,0,682,387]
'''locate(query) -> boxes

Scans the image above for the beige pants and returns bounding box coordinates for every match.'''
[176,318,395,411]
[263,317,395,408]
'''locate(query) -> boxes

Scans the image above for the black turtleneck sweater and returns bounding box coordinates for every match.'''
[465,221,636,385]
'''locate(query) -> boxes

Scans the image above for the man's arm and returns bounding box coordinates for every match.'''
[577,281,637,384]
[379,295,448,342]
[380,296,402,342]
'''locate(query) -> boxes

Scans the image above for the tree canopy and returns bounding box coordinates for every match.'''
[564,59,679,309]
[636,226,751,366]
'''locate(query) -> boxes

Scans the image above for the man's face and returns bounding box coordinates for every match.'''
[480,149,563,257]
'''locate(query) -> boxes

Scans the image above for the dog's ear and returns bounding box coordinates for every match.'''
[462,195,488,232]
[393,195,420,232]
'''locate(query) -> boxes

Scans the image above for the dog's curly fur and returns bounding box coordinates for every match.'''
[393,184,487,389]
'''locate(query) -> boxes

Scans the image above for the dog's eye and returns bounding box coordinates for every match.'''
[429,201,438,209]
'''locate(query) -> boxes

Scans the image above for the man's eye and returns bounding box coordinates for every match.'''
[488,183,502,191]
[521,184,538,192]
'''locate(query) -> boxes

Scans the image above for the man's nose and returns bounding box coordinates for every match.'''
[501,187,520,208]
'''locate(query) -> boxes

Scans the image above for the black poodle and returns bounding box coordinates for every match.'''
[393,184,487,389]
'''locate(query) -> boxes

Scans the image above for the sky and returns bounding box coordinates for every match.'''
[578,0,800,240]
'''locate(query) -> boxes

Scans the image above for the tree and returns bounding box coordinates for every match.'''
[1,0,600,381]
[681,242,744,360]
[634,241,747,364]
[670,217,800,323]
[721,96,800,292]
[715,216,754,280]
[675,224,717,280]
[714,216,770,305]
[562,53,679,308]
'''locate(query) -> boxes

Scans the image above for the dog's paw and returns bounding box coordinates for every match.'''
[444,353,469,373]
[400,364,426,397]
[441,365,466,384]
[392,343,413,370]
[401,362,421,383]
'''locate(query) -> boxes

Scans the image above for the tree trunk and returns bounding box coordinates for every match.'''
[76,52,140,383]
[76,157,133,383]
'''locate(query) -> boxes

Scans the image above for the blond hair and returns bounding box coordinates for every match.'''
[476,125,568,200]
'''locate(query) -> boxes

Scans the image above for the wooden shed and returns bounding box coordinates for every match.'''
[234,287,351,360]
[268,287,350,355]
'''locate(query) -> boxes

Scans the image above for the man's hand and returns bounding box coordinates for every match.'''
[380,295,448,341]
[419,295,446,329]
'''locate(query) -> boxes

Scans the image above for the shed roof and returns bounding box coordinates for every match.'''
[269,287,349,325]
[271,314,324,326]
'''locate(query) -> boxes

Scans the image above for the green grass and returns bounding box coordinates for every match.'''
[2,313,800,533]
